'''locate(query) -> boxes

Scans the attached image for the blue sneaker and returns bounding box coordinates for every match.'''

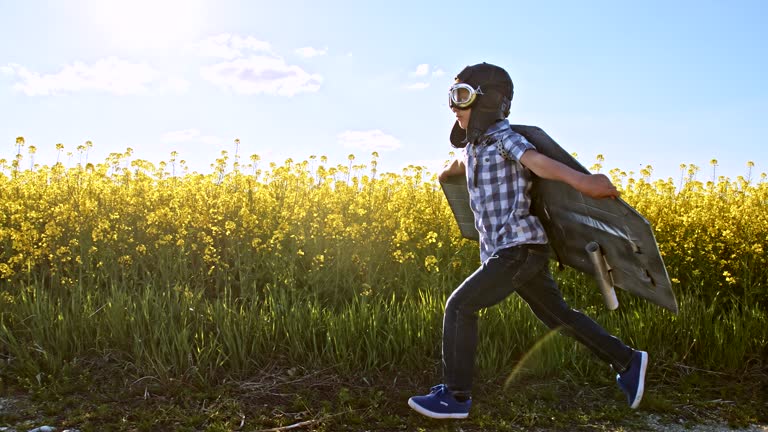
[408,384,471,419]
[616,350,648,409]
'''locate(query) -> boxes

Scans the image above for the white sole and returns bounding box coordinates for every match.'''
[408,398,469,419]
[630,351,648,409]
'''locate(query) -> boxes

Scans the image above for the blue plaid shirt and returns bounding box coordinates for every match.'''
[463,120,548,262]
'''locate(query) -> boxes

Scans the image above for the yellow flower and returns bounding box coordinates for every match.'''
[0,263,14,279]
[424,255,439,273]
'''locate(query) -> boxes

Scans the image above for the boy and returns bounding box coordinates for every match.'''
[408,63,647,419]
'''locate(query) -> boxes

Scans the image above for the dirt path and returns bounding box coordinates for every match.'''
[2,396,766,431]
[627,415,767,432]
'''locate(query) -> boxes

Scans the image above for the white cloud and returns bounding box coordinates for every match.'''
[194,34,324,97]
[3,58,188,96]
[412,64,429,76]
[295,46,328,58]
[193,34,273,59]
[406,64,445,89]
[161,129,222,146]
[406,82,430,90]
[338,130,401,152]
[201,56,322,96]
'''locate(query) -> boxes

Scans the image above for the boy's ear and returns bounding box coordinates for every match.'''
[499,96,510,117]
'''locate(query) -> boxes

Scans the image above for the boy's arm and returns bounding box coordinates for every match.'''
[519,149,619,199]
[438,158,466,182]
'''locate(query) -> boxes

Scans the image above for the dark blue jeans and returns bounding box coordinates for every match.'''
[443,243,634,394]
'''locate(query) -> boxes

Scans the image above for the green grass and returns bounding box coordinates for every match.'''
[4,275,764,385]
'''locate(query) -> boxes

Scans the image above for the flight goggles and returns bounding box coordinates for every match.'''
[449,83,483,109]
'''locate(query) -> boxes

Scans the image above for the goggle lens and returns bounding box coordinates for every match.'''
[449,83,482,109]
[453,87,472,104]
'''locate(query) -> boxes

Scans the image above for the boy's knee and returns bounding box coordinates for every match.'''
[445,296,478,317]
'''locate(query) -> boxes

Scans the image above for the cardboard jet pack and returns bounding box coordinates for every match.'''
[440,125,678,313]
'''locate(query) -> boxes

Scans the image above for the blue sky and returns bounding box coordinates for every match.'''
[1,0,766,182]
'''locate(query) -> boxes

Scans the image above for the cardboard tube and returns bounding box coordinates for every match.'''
[585,242,619,310]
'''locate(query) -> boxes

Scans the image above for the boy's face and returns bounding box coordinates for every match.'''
[451,105,471,130]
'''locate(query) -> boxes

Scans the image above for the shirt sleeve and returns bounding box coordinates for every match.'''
[500,132,536,161]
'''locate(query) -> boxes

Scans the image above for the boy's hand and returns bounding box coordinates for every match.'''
[575,173,620,199]
[439,158,466,182]
[438,168,452,183]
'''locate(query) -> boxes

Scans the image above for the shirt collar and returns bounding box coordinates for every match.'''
[484,119,510,137]
[476,119,510,145]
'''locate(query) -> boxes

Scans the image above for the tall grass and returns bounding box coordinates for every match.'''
[0,147,766,388]
[2,279,764,388]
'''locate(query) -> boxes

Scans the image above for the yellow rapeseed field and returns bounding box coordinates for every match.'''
[1,144,766,308]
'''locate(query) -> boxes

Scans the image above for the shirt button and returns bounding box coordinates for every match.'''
[484,157,490,162]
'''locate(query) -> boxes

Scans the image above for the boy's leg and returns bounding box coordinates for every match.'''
[514,246,649,408]
[442,245,548,394]
[409,246,541,419]
[514,254,634,372]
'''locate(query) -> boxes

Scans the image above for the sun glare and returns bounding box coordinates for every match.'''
[81,0,206,52]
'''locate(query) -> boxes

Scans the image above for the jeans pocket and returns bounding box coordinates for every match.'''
[495,245,528,268]
[497,244,550,277]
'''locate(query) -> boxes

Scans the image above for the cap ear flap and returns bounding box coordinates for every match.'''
[450,121,467,148]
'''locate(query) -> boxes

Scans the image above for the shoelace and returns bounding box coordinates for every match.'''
[429,384,446,394]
